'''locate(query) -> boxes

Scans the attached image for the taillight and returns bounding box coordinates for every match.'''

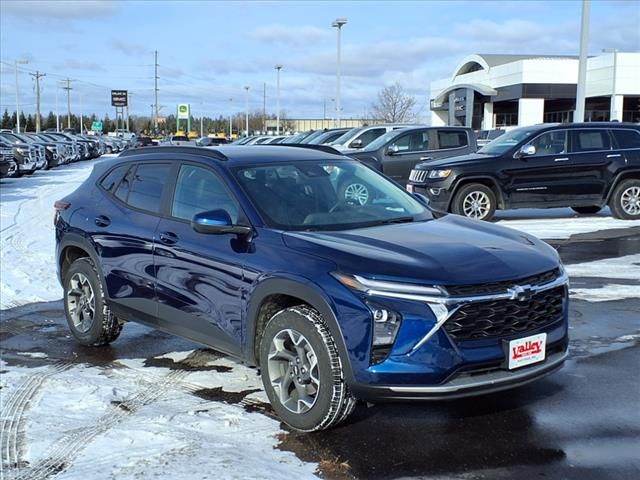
[54,200,70,225]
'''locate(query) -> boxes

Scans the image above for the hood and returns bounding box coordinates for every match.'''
[414,152,497,170]
[282,215,559,286]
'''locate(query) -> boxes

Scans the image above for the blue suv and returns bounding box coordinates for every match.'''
[55,146,569,431]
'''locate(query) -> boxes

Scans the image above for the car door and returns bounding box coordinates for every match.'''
[92,162,172,320]
[153,162,249,356]
[381,128,434,184]
[565,128,616,202]
[504,129,577,206]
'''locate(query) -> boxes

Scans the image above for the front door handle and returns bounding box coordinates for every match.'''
[159,231,178,246]
[554,157,569,162]
[606,153,621,158]
[94,215,111,227]
[419,157,433,161]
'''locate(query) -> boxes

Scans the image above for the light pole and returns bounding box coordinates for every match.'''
[14,59,28,132]
[275,64,283,135]
[228,98,233,139]
[602,48,619,121]
[332,18,347,128]
[244,86,250,137]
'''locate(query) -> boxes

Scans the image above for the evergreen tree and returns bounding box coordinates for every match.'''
[1,109,10,129]
[44,111,56,130]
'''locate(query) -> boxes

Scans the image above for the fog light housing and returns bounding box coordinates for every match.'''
[368,304,401,364]
[429,188,441,195]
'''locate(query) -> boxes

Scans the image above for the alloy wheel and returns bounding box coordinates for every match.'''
[463,191,491,219]
[344,183,369,205]
[267,328,320,414]
[621,186,640,216]
[66,272,96,333]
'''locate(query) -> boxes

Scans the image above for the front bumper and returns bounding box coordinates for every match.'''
[409,183,452,212]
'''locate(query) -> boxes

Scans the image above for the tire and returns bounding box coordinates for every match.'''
[339,180,371,206]
[259,305,356,432]
[451,183,497,221]
[571,206,602,215]
[609,179,640,220]
[106,146,113,154]
[63,257,122,346]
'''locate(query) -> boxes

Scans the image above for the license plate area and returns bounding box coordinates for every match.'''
[507,333,546,370]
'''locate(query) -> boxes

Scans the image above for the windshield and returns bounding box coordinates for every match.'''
[234,160,430,231]
[329,128,361,146]
[477,127,539,155]
[361,129,401,152]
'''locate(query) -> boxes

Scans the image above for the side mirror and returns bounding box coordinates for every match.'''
[516,144,536,158]
[387,144,400,155]
[191,209,252,236]
[349,139,363,149]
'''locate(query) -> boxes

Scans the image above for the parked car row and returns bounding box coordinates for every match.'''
[0,129,128,179]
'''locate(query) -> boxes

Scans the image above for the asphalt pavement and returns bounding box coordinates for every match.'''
[1,227,639,479]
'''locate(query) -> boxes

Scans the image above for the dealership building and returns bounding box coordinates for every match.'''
[430,52,640,129]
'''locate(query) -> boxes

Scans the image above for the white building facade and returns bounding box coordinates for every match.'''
[430,52,640,129]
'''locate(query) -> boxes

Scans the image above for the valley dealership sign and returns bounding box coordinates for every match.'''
[111,90,128,107]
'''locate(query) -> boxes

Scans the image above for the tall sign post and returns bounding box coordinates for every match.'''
[111,90,128,131]
[177,104,191,134]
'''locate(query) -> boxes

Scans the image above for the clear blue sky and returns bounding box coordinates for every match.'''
[1,0,638,121]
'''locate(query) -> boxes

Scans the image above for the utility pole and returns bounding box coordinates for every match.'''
[30,71,46,132]
[126,92,132,131]
[575,0,590,122]
[154,50,159,132]
[15,59,28,132]
[63,78,73,130]
[263,82,266,133]
[228,98,233,139]
[275,65,283,134]
[244,86,250,136]
[55,85,60,132]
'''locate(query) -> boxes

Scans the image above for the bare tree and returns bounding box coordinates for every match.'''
[370,83,417,123]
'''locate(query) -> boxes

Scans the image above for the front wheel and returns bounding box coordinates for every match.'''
[63,258,122,346]
[571,206,602,215]
[451,183,497,221]
[609,179,640,220]
[259,306,356,432]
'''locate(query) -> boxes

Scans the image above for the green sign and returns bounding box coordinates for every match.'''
[91,121,103,132]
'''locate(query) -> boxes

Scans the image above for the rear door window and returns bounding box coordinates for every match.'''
[570,130,611,153]
[115,164,171,214]
[437,130,468,149]
[611,129,640,149]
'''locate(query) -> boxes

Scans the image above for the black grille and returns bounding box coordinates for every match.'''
[445,268,560,296]
[444,286,565,341]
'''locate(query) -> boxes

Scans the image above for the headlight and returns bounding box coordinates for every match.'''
[332,272,446,298]
[17,147,28,153]
[46,146,56,152]
[428,169,451,179]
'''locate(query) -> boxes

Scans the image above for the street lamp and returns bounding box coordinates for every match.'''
[275,64,283,135]
[244,86,250,137]
[228,98,233,139]
[14,59,28,132]
[332,18,347,128]
[602,48,620,121]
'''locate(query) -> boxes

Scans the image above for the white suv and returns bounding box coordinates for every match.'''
[330,124,420,153]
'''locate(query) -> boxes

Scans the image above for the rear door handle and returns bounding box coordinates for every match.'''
[94,215,111,227]
[554,157,569,162]
[159,231,178,246]
[606,154,621,158]
[419,157,433,161]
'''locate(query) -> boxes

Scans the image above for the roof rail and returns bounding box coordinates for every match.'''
[119,145,228,161]
[264,143,343,155]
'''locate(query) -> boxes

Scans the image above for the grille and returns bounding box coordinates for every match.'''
[445,268,560,296]
[444,286,565,341]
[409,169,428,183]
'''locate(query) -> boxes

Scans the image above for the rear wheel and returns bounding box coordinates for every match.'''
[63,258,122,346]
[609,179,640,220]
[259,306,356,432]
[451,183,497,221]
[571,206,602,215]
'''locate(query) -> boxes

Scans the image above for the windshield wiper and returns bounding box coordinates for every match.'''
[378,216,414,225]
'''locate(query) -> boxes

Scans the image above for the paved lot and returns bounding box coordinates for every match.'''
[1,164,639,479]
